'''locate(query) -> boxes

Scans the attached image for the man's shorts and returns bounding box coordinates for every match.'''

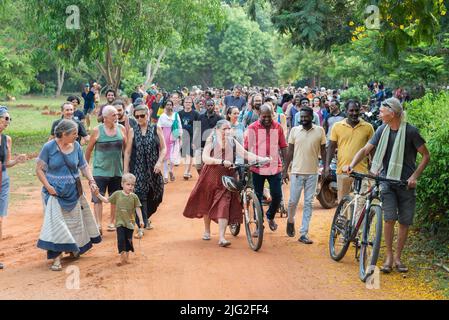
[83,106,95,115]
[380,182,416,226]
[91,176,122,204]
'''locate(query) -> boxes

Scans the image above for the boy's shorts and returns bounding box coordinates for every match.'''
[116,226,134,253]
[380,182,416,226]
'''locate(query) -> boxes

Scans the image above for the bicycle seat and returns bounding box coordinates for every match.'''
[222,176,244,193]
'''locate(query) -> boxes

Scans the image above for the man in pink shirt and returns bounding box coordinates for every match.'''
[244,104,288,231]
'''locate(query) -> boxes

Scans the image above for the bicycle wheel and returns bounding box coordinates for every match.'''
[329,195,353,261]
[244,189,264,251]
[229,223,241,236]
[359,205,382,282]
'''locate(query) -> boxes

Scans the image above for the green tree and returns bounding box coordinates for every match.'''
[25,0,224,92]
[158,6,279,89]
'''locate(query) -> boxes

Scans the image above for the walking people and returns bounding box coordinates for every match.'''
[124,105,166,232]
[157,100,183,183]
[81,84,95,130]
[323,99,346,142]
[96,89,117,123]
[67,96,86,125]
[94,173,144,266]
[36,119,101,271]
[113,99,138,137]
[325,100,374,202]
[85,106,126,234]
[49,102,89,145]
[183,120,269,247]
[244,104,288,231]
[0,106,27,260]
[193,99,223,174]
[178,96,200,179]
[223,85,246,111]
[283,106,326,244]
[348,97,430,274]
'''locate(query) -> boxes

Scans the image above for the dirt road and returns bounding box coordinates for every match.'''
[0,166,443,299]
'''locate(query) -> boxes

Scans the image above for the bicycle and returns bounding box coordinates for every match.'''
[328,172,407,282]
[222,161,269,251]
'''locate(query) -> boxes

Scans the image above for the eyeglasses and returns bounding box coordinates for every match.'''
[0,116,11,122]
[135,114,146,119]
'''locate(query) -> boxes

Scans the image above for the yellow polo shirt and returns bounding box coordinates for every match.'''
[330,119,374,174]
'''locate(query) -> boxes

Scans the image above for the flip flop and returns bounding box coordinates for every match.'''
[50,261,62,271]
[202,233,211,241]
[395,263,409,273]
[380,265,393,274]
[218,240,231,247]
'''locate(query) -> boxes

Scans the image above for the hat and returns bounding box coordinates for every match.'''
[133,97,144,107]
[382,97,403,115]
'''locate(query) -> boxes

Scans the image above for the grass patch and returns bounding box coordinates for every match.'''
[403,231,449,298]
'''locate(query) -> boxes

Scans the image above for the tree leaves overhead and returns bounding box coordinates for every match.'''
[270,0,447,57]
[23,0,224,89]
[270,0,357,51]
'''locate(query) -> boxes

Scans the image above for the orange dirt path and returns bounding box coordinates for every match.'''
[0,166,443,300]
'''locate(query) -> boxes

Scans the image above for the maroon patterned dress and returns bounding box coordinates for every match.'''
[182,138,243,225]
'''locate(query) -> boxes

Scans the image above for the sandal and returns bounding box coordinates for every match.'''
[169,172,175,182]
[183,173,190,180]
[202,233,211,241]
[380,264,393,274]
[50,261,62,271]
[107,224,116,232]
[218,240,231,247]
[395,263,409,273]
[164,178,169,184]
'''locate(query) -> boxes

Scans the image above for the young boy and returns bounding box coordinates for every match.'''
[95,173,144,266]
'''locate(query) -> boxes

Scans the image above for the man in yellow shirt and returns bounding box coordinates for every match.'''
[324,100,374,202]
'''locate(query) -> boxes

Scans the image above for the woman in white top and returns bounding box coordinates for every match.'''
[157,100,182,184]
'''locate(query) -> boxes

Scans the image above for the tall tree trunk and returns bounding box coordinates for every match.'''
[55,65,65,97]
[144,47,167,89]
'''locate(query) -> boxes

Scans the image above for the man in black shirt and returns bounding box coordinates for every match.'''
[178,96,200,179]
[49,102,89,144]
[193,99,223,173]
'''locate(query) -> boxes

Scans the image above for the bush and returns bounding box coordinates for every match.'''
[406,91,449,242]
[339,86,371,105]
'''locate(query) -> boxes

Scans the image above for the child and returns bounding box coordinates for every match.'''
[95,173,144,266]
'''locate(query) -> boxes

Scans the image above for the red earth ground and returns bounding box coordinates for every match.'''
[0,166,444,299]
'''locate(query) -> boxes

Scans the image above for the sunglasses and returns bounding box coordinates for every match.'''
[1,116,11,122]
[135,114,146,119]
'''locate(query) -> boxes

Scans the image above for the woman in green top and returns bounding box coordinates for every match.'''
[85,105,127,235]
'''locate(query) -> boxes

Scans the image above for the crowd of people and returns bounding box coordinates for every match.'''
[0,81,430,276]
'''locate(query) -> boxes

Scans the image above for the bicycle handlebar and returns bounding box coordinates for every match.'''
[231,160,271,169]
[350,172,408,187]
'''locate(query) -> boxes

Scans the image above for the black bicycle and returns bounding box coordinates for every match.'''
[223,161,269,251]
[328,172,407,282]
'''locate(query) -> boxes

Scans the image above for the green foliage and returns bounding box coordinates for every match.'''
[24,0,224,90]
[339,86,371,105]
[406,91,449,242]
[270,0,447,58]
[0,47,35,97]
[158,5,279,89]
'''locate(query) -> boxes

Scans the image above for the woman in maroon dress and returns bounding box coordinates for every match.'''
[182,120,269,247]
